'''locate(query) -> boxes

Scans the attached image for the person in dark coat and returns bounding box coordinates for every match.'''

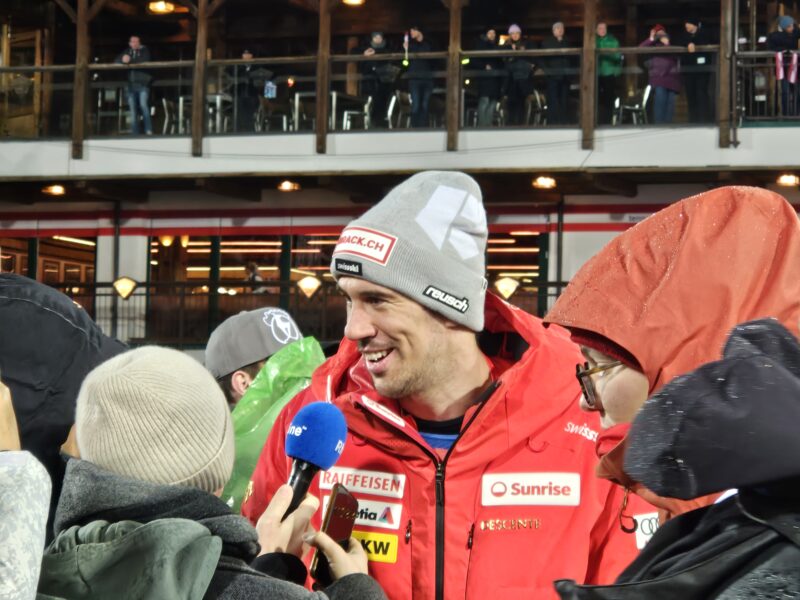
[503,24,533,126]
[640,25,681,124]
[677,17,714,123]
[555,318,800,600]
[230,49,266,133]
[357,32,395,128]
[404,26,434,128]
[0,273,126,541]
[767,15,800,116]
[115,35,154,135]
[474,27,503,127]
[541,22,573,125]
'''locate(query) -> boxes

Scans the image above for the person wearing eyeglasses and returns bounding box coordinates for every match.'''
[545,185,800,527]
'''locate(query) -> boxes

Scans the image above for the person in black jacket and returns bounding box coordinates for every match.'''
[767,15,800,116]
[115,35,154,135]
[404,26,434,128]
[554,319,800,600]
[503,24,533,126]
[678,17,714,123]
[357,32,395,128]
[474,27,503,126]
[541,22,572,125]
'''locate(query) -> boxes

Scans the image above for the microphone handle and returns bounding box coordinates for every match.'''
[282,459,320,521]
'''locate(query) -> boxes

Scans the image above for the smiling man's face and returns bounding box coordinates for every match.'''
[339,276,452,400]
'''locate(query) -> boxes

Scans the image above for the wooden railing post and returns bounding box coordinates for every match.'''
[719,0,734,148]
[446,0,462,152]
[191,0,209,157]
[580,0,597,150]
[316,0,331,154]
[71,0,89,159]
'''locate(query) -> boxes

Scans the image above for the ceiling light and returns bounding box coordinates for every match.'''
[509,231,540,236]
[180,235,190,248]
[52,235,96,247]
[159,235,174,247]
[42,184,65,196]
[278,180,301,192]
[298,275,322,298]
[112,276,138,300]
[532,176,557,189]
[494,277,520,300]
[487,239,515,245]
[777,174,800,186]
[487,248,540,254]
[343,0,365,4]
[147,1,175,14]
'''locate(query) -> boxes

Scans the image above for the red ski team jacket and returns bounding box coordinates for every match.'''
[242,294,655,600]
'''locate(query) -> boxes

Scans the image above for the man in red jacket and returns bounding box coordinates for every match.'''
[242,171,651,600]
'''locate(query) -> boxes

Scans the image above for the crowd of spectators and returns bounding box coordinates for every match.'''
[2,169,799,599]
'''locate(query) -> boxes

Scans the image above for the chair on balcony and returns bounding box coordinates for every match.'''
[387,90,412,129]
[343,96,372,130]
[160,98,187,135]
[256,96,292,132]
[525,89,547,126]
[613,84,652,125]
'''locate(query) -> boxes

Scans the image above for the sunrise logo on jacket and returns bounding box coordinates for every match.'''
[481,473,581,506]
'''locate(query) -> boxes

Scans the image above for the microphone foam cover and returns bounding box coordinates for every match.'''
[285,402,347,470]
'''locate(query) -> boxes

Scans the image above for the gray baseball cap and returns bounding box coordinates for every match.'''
[205,307,302,378]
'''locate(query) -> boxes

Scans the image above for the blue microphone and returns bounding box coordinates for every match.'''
[283,402,347,520]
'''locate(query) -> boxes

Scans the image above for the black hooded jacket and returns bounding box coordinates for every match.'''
[555,319,800,599]
[0,274,126,538]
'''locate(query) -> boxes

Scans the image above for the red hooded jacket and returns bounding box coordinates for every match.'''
[545,186,800,521]
[242,294,652,600]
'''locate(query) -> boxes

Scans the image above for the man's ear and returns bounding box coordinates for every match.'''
[230,370,254,399]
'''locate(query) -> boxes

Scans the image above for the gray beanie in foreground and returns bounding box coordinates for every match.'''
[76,346,235,494]
[330,171,488,331]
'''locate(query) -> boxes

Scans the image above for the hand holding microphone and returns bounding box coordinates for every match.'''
[282,401,347,521]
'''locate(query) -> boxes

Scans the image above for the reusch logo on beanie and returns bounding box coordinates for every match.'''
[331,171,488,331]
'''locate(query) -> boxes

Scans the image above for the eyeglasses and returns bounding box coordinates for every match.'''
[575,361,622,409]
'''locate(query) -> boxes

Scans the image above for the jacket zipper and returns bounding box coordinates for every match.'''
[430,381,500,600]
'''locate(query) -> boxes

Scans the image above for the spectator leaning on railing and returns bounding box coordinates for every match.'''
[767,15,800,116]
[115,35,154,135]
[640,25,680,124]
[503,24,533,125]
[596,22,622,125]
[677,15,714,123]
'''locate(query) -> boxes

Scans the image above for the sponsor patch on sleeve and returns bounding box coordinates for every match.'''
[333,226,397,266]
[352,530,398,563]
[481,473,581,506]
[333,258,363,276]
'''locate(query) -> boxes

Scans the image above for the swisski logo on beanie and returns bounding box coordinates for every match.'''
[334,258,363,276]
[423,285,469,314]
[333,226,397,266]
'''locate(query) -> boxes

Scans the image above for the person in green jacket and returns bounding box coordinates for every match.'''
[596,22,622,125]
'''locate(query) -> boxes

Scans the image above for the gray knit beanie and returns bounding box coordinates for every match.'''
[330,171,488,331]
[76,346,235,494]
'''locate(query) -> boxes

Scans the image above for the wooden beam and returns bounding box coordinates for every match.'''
[52,0,77,23]
[718,0,733,148]
[445,0,462,152]
[71,0,89,159]
[197,178,261,202]
[580,0,597,150]
[315,0,331,154]
[87,0,111,21]
[208,0,227,17]
[591,174,637,197]
[624,4,638,97]
[191,0,209,157]
[288,0,319,12]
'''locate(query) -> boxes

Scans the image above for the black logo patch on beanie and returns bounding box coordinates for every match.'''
[334,258,363,276]
[423,285,469,314]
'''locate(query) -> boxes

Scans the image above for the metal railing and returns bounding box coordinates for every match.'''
[57,279,566,348]
[736,51,800,122]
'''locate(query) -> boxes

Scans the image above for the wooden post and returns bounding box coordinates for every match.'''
[346,36,359,96]
[719,0,733,147]
[580,0,597,150]
[41,6,55,137]
[71,0,89,159]
[624,4,638,97]
[446,0,462,152]
[316,0,331,154]
[750,0,758,50]
[191,0,209,156]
